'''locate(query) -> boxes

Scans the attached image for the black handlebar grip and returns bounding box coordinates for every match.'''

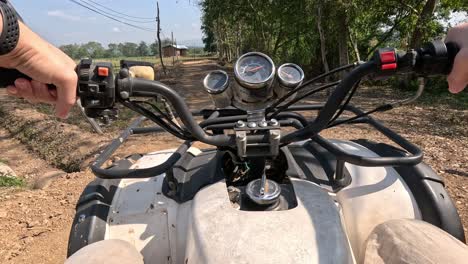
[415,41,460,76]
[445,42,460,74]
[0,67,56,89]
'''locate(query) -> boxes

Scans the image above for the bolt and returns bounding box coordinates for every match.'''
[270,119,279,126]
[120,91,130,99]
[259,121,268,127]
[236,120,246,128]
[78,214,86,223]
[248,122,257,128]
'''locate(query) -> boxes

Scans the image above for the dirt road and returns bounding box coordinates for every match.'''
[0,59,466,263]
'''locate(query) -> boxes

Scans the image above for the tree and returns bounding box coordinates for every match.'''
[137,41,150,56]
[60,44,80,59]
[199,0,466,70]
[82,41,106,58]
[106,43,122,57]
[149,41,159,56]
[120,42,138,57]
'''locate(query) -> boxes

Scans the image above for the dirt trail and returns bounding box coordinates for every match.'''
[0,59,466,263]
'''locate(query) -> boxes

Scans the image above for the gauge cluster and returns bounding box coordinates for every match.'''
[202,52,305,110]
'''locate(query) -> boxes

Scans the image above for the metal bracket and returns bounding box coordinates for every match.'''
[234,119,281,158]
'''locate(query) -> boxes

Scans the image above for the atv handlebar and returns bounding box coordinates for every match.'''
[0,40,459,147]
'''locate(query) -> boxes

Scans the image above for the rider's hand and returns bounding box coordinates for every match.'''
[446,22,468,94]
[0,21,77,119]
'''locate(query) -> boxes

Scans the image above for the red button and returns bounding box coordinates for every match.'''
[380,51,396,64]
[98,67,109,77]
[381,63,397,70]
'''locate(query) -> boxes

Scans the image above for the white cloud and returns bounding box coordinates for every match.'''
[112,27,121,33]
[47,10,81,21]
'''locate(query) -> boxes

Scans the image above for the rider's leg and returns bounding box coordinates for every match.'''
[65,239,143,264]
[362,219,468,264]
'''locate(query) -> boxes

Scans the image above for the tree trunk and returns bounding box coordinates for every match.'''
[410,0,439,48]
[316,6,330,76]
[337,10,350,68]
[349,29,361,62]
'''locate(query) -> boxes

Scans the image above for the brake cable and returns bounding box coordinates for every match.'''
[268,62,358,112]
[327,77,425,129]
[133,102,193,139]
[328,80,361,125]
[133,100,186,133]
[121,100,194,140]
[269,81,341,118]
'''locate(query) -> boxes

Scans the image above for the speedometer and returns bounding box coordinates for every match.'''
[277,63,304,88]
[234,52,275,89]
[204,70,229,94]
[203,70,232,108]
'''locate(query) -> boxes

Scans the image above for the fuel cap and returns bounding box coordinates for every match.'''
[246,176,281,205]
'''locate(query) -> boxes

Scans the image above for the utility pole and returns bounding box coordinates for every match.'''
[156,1,166,76]
[171,31,175,66]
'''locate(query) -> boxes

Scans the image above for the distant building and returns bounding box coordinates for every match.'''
[162,44,188,57]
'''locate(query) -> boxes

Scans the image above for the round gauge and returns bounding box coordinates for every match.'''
[277,63,304,88]
[203,70,229,94]
[234,52,275,89]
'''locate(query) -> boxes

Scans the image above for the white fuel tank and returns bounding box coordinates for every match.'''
[105,149,354,264]
[185,179,354,264]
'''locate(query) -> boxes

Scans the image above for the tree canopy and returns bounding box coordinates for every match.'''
[59,38,173,59]
[199,0,467,72]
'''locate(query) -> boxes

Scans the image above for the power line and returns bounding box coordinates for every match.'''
[86,0,156,23]
[69,0,156,32]
[80,0,155,24]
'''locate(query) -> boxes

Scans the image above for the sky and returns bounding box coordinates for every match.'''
[10,0,203,47]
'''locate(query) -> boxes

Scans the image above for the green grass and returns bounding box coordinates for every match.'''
[0,176,25,187]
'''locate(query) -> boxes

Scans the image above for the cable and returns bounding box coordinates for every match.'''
[268,63,357,112]
[132,101,191,139]
[85,0,156,20]
[69,0,157,32]
[121,100,193,140]
[328,78,426,129]
[135,100,187,135]
[327,104,393,129]
[328,80,360,125]
[269,81,341,118]
[80,0,156,23]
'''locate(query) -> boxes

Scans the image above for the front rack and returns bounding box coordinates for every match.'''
[90,103,423,188]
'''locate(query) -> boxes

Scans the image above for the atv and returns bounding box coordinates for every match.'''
[2,41,463,263]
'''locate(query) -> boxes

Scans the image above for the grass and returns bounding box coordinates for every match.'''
[0,176,25,187]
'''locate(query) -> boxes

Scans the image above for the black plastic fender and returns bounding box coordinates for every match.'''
[67,178,121,257]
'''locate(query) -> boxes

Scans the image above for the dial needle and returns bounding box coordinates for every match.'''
[283,71,293,79]
[247,66,263,72]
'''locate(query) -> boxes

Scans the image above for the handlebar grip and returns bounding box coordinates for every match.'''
[414,41,460,76]
[445,42,460,74]
[0,67,56,89]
